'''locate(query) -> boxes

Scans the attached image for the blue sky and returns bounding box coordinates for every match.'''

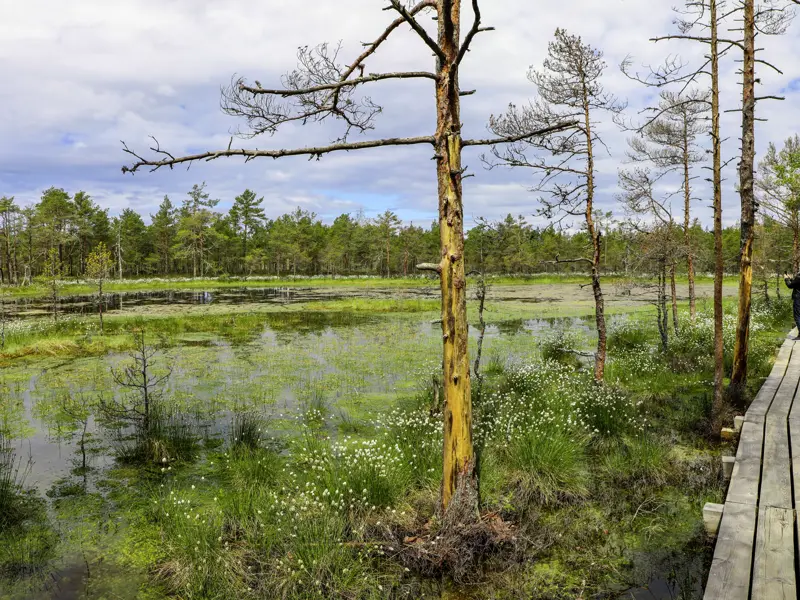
[1,0,799,229]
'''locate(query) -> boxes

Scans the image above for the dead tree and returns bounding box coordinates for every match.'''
[60,393,93,484]
[102,330,172,435]
[730,0,796,396]
[120,1,577,517]
[622,0,730,436]
[485,28,625,382]
[621,90,709,322]
[618,168,682,342]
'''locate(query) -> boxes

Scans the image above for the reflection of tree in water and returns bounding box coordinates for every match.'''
[262,311,374,338]
[492,319,528,336]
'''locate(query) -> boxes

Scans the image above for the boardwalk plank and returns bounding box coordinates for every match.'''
[704,333,796,600]
[749,340,793,422]
[702,502,757,600]
[759,416,793,510]
[725,420,764,506]
[766,346,800,420]
[751,506,796,600]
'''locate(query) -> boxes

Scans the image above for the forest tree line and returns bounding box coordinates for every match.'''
[2,163,799,284]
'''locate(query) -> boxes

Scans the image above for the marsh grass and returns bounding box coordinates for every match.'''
[230,411,265,450]
[112,406,199,464]
[538,328,583,368]
[0,433,57,583]
[3,286,787,599]
[503,426,590,506]
[599,435,672,489]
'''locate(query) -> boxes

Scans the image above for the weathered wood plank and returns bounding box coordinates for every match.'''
[703,502,757,600]
[766,345,800,420]
[759,416,793,510]
[725,420,764,506]
[790,421,800,538]
[751,506,796,600]
[749,340,793,421]
[704,334,795,600]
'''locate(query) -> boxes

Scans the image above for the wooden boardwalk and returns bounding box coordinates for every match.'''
[705,335,798,599]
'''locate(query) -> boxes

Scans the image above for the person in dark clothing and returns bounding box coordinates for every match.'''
[784,272,800,338]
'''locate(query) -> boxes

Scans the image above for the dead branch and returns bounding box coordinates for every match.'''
[387,0,446,63]
[122,136,436,173]
[456,0,495,66]
[239,71,438,96]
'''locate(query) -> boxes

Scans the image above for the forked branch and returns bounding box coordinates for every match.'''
[457,0,495,66]
[387,0,446,63]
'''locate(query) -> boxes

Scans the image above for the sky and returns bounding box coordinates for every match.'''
[1,0,799,230]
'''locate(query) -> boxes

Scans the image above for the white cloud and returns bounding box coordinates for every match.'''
[1,0,799,229]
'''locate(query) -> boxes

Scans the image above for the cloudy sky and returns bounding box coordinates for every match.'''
[1,0,799,229]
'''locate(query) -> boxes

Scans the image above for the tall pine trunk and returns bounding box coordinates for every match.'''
[583,88,606,381]
[683,129,696,320]
[436,0,477,518]
[710,0,726,436]
[730,0,756,395]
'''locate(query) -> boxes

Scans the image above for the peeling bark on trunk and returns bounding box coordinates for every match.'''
[730,0,756,396]
[435,0,477,518]
[710,0,726,436]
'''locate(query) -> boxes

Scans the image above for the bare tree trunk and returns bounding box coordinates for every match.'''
[710,0,726,436]
[117,227,123,280]
[473,275,487,396]
[98,280,104,333]
[591,234,606,381]
[670,261,679,334]
[793,213,799,272]
[583,93,605,381]
[657,261,668,350]
[683,133,697,320]
[436,0,476,519]
[730,0,756,395]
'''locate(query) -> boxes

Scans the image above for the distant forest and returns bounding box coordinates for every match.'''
[0,183,793,282]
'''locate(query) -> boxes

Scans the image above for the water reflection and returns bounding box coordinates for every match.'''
[5,287,440,320]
